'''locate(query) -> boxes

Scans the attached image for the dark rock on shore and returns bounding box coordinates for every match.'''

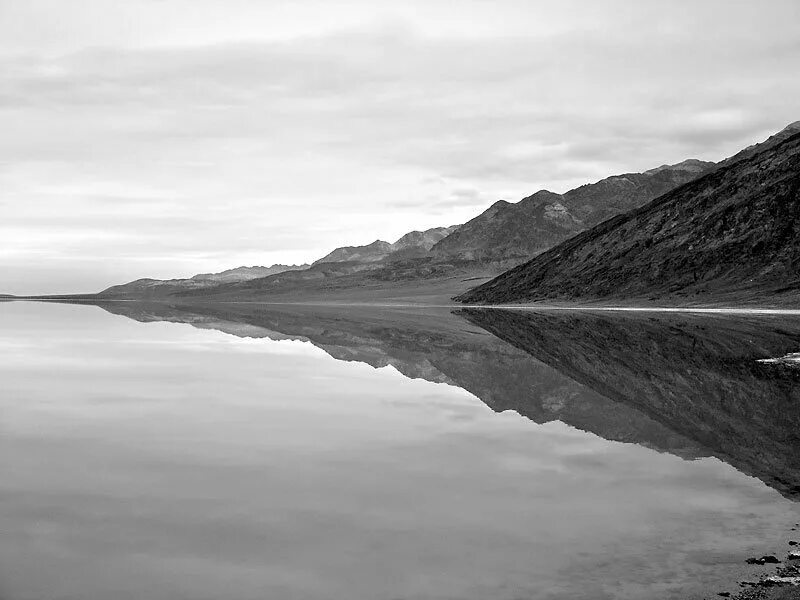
[747,556,782,565]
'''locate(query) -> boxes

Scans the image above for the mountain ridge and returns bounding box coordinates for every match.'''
[313,225,459,265]
[100,263,310,298]
[456,130,800,304]
[94,122,799,304]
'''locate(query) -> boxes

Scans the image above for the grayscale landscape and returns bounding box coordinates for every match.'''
[1,1,799,599]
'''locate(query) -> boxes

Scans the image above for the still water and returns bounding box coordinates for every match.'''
[1,301,798,600]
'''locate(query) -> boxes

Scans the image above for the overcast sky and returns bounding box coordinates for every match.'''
[1,0,799,294]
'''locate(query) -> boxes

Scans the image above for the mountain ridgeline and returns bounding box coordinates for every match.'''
[430,160,713,263]
[313,226,459,264]
[456,129,800,305]
[94,122,799,305]
[100,264,311,299]
[98,159,713,300]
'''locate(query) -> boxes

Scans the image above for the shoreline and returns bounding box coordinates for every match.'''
[6,296,800,316]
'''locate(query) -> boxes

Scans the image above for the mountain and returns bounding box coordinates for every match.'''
[100,263,309,298]
[456,130,800,305]
[430,191,584,262]
[189,264,309,284]
[430,161,714,263]
[313,226,458,265]
[561,159,715,227]
[152,156,716,302]
[313,240,394,264]
[90,124,793,305]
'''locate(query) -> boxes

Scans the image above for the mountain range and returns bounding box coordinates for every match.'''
[30,121,800,306]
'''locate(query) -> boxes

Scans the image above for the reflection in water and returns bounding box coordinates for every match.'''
[0,300,798,600]
[96,301,711,459]
[458,308,800,500]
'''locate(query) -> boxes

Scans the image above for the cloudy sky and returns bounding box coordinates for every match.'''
[1,0,798,294]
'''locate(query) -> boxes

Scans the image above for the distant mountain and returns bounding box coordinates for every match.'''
[313,226,458,265]
[313,240,394,264]
[431,161,713,264]
[100,263,309,298]
[456,130,800,304]
[187,264,308,284]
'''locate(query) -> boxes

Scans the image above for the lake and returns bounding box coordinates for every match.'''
[1,300,799,600]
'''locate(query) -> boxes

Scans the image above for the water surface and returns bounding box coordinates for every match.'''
[1,301,798,600]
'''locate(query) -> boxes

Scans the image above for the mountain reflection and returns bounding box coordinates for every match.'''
[459,308,800,500]
[90,301,800,499]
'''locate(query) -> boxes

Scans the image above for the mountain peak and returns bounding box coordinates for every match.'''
[645,158,714,175]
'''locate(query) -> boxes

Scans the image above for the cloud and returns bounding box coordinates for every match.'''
[1,0,799,293]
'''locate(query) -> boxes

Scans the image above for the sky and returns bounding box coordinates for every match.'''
[1,0,799,294]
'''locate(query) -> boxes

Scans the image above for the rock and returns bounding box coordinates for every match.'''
[746,556,781,565]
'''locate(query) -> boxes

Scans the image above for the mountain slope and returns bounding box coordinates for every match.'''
[717,120,800,168]
[431,191,584,262]
[431,161,713,263]
[456,132,800,304]
[561,159,714,226]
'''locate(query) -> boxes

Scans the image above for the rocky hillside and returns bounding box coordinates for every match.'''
[431,161,713,263]
[456,131,800,304]
[313,226,458,264]
[431,191,584,262]
[717,120,800,167]
[562,159,714,226]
